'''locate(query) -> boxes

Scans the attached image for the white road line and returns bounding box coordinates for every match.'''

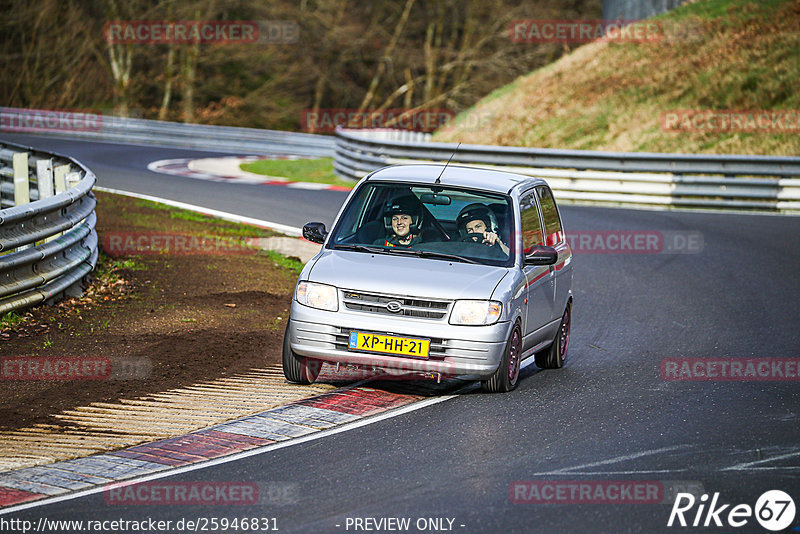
[93,186,303,236]
[722,450,800,471]
[533,445,690,475]
[524,469,689,476]
[0,386,475,516]
[724,466,800,472]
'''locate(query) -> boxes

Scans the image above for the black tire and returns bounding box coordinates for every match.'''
[535,302,571,370]
[282,320,321,384]
[482,322,522,393]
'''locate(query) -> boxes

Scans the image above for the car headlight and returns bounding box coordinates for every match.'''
[295,281,339,311]
[449,300,502,325]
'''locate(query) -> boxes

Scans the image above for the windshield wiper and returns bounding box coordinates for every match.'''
[382,247,478,264]
[332,244,388,254]
[334,243,478,264]
[415,250,479,264]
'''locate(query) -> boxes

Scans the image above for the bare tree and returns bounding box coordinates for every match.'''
[0,0,603,130]
[158,0,177,120]
[103,0,137,116]
[358,0,415,111]
[303,0,349,132]
[159,45,176,120]
[0,2,111,110]
[180,40,200,122]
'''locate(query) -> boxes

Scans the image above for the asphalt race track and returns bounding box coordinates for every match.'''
[2,133,800,533]
[1,134,346,229]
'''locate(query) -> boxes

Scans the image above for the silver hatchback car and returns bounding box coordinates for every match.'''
[283,164,573,392]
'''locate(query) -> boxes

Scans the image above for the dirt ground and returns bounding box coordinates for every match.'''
[0,192,302,432]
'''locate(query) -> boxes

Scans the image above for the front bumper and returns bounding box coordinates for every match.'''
[288,301,511,379]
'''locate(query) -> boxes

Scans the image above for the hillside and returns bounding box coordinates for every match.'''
[433,0,800,155]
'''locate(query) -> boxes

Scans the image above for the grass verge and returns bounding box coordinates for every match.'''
[240,157,356,188]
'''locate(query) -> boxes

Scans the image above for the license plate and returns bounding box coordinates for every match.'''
[348,331,430,359]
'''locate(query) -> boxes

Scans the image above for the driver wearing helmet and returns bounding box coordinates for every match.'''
[456,203,510,255]
[375,195,423,248]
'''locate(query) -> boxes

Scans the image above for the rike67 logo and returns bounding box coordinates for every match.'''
[668,490,796,531]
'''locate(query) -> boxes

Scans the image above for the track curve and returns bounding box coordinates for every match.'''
[2,133,799,533]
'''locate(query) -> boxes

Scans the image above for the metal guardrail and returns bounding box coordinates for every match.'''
[603,0,687,21]
[0,107,335,158]
[0,140,98,315]
[334,128,800,212]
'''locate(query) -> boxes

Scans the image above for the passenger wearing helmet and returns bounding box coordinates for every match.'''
[456,203,510,255]
[374,195,423,248]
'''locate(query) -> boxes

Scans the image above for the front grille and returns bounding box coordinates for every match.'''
[341,290,451,320]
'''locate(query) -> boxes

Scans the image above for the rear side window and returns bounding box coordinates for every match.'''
[519,192,543,254]
[537,186,564,246]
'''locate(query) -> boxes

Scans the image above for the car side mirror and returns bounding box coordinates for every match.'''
[524,245,558,266]
[303,222,327,244]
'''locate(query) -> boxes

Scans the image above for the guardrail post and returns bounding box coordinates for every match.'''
[54,164,69,194]
[37,158,54,198]
[67,171,82,189]
[13,152,29,206]
[37,159,57,242]
[11,152,31,252]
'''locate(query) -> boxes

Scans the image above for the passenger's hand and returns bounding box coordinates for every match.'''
[483,231,510,255]
[482,231,500,246]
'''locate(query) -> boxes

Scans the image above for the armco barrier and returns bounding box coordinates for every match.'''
[333,128,800,213]
[0,107,335,158]
[602,0,688,21]
[0,141,98,315]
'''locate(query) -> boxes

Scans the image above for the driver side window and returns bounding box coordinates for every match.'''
[520,192,543,254]
[537,186,564,246]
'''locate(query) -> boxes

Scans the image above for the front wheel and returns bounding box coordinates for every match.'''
[482,323,522,393]
[282,320,321,384]
[535,302,571,370]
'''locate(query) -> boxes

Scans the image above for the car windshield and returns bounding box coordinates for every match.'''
[328,182,515,267]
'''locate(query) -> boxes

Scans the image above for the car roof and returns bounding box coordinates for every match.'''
[364,164,547,194]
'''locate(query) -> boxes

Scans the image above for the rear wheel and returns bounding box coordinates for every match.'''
[282,320,321,384]
[482,323,522,393]
[535,302,571,370]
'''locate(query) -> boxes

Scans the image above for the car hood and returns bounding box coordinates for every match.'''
[307,249,509,301]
